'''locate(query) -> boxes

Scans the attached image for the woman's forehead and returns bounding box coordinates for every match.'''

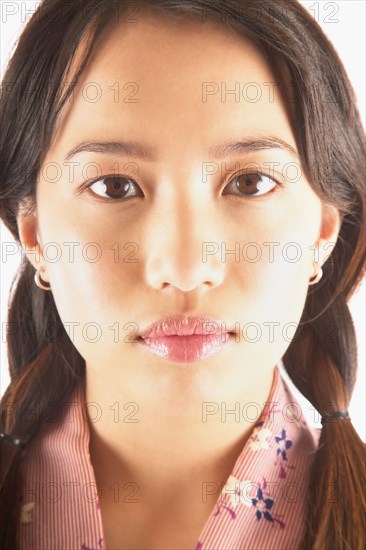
[77,8,273,80]
[48,8,297,166]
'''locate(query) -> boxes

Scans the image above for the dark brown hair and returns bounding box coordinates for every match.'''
[1,1,365,548]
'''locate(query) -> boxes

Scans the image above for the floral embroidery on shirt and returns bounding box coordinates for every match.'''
[261,402,281,424]
[275,428,293,460]
[251,479,285,529]
[225,475,254,509]
[274,428,295,479]
[212,475,286,531]
[212,475,253,519]
[248,424,273,451]
[20,501,35,523]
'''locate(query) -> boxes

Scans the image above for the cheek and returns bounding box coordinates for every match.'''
[222,255,309,375]
[47,247,139,315]
[38,203,139,341]
[232,202,320,344]
[235,255,309,335]
[46,250,142,369]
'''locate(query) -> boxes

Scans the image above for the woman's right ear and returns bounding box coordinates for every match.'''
[16,199,47,279]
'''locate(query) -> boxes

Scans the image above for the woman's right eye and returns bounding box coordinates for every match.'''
[84,175,144,201]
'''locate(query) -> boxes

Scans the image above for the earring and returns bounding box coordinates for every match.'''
[34,268,52,291]
[309,262,323,285]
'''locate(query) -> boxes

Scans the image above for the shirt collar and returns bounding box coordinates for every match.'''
[19,364,320,549]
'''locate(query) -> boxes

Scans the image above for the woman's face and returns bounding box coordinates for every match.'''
[20,9,340,413]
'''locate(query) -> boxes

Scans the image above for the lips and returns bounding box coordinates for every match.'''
[137,315,235,363]
[138,315,233,338]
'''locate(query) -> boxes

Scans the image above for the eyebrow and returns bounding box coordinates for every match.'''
[209,136,299,161]
[64,140,155,161]
[63,136,299,162]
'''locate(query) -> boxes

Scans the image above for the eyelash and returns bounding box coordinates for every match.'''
[78,171,286,202]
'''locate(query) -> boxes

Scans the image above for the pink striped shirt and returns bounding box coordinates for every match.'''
[18,365,321,549]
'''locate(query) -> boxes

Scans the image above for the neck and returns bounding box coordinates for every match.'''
[85,362,276,507]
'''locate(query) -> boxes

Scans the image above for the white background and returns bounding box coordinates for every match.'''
[1,1,365,440]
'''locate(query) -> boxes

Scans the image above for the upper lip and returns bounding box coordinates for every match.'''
[138,315,236,339]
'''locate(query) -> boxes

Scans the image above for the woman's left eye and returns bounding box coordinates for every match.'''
[223,172,284,198]
[83,175,144,200]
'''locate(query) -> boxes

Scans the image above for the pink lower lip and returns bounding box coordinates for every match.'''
[138,332,232,363]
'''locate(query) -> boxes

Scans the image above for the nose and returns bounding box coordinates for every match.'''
[144,195,226,293]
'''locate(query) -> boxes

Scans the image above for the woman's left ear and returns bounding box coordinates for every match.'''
[315,202,342,266]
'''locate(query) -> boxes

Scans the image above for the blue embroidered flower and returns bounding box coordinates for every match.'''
[251,480,285,529]
[252,487,274,522]
[275,428,293,460]
[273,428,295,478]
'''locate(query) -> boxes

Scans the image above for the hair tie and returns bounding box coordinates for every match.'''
[0,432,27,450]
[321,410,351,425]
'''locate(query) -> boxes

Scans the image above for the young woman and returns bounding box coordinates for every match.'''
[0,0,365,549]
